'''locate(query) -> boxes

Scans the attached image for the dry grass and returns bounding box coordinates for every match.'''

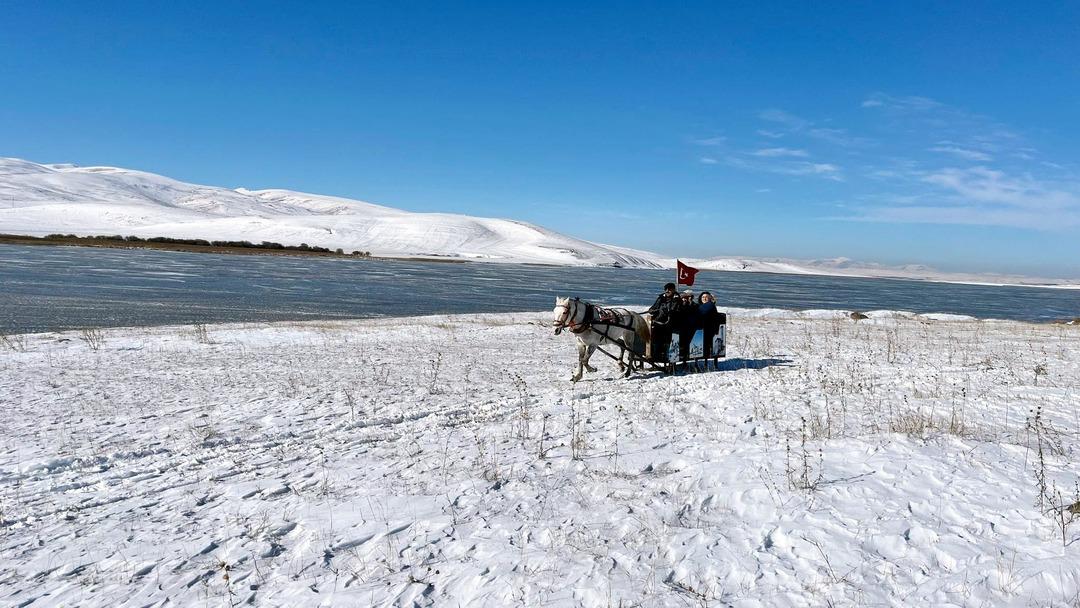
[886,408,975,439]
[0,331,29,352]
[79,328,105,351]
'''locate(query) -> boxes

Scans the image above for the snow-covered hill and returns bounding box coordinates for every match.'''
[2,157,1076,287]
[0,158,662,268]
[679,256,1080,288]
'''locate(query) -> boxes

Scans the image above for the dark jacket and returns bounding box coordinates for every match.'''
[648,293,679,325]
[698,301,719,331]
[698,301,718,320]
[677,300,699,333]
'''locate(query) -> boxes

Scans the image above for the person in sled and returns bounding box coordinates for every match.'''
[647,282,680,362]
[648,283,678,317]
[698,291,722,359]
[676,290,699,364]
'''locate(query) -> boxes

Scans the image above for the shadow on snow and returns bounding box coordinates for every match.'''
[714,357,794,371]
[611,357,794,381]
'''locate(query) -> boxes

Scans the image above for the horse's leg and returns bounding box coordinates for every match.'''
[619,348,631,377]
[572,341,586,382]
[613,338,627,373]
[583,343,598,373]
[622,337,636,377]
[583,341,600,373]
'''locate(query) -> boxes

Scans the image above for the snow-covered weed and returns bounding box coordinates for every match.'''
[341,387,358,421]
[468,314,526,327]
[887,405,974,439]
[509,372,534,442]
[1028,405,1063,509]
[431,321,456,332]
[569,399,587,461]
[1047,481,1080,547]
[79,327,105,351]
[0,496,10,530]
[472,431,506,483]
[282,371,305,397]
[665,574,727,607]
[537,413,555,459]
[784,416,823,493]
[1034,361,1049,385]
[0,331,27,352]
[191,322,213,344]
[426,352,444,394]
[187,416,221,446]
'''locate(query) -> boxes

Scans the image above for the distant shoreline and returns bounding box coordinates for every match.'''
[1,233,1076,289]
[0,234,469,264]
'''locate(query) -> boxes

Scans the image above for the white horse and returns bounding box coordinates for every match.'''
[552,297,651,382]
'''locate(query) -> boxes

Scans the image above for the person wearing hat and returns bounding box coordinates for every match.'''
[647,282,680,362]
[648,283,678,318]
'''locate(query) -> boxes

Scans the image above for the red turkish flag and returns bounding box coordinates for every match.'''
[676,260,699,286]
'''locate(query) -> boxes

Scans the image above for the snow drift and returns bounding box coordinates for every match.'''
[2,310,1078,606]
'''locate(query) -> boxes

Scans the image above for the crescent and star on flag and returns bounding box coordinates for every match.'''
[676,259,699,286]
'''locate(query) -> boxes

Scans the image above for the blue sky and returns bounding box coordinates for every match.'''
[3,2,1079,277]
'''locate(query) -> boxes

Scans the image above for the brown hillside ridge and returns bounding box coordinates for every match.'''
[0,233,471,263]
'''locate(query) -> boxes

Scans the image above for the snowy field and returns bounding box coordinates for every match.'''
[2,309,1079,607]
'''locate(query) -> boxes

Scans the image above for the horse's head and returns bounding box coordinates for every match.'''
[553,296,572,335]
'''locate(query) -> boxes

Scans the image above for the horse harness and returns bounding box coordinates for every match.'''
[562,298,636,339]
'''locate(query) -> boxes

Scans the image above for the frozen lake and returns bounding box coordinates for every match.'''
[1,243,1078,332]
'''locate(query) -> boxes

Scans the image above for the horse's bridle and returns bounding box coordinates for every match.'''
[553,299,588,335]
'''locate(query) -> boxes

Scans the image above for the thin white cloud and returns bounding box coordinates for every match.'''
[751,147,808,158]
[756,109,869,148]
[758,109,810,129]
[693,136,726,146]
[840,167,1080,230]
[807,127,869,148]
[699,157,719,165]
[706,93,1076,232]
[862,93,943,112]
[845,205,1080,230]
[864,94,1024,158]
[726,156,843,181]
[922,167,1079,211]
[843,94,1080,230]
[928,145,993,162]
[795,162,842,177]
